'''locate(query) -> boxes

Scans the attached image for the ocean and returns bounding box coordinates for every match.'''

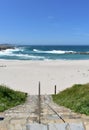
[0,45,89,60]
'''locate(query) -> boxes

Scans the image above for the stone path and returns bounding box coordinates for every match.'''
[0,95,89,130]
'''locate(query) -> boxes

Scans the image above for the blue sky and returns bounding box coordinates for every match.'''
[0,0,89,45]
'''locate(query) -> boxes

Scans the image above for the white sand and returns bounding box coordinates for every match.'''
[0,60,89,95]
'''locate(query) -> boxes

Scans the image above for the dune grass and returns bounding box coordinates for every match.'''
[0,85,27,112]
[52,83,89,115]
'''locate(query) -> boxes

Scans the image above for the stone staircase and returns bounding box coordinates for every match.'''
[0,95,89,130]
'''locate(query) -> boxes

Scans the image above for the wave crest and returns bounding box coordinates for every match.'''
[33,49,75,54]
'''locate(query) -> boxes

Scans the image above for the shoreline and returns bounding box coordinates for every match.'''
[0,59,89,94]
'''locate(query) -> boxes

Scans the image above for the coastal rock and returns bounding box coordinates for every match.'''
[0,44,14,51]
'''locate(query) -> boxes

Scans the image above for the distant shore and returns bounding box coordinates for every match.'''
[0,60,89,94]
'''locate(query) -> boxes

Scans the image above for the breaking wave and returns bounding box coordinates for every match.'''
[0,47,24,54]
[0,48,45,60]
[33,49,89,55]
[33,49,75,54]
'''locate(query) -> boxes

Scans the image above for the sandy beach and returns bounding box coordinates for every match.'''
[0,60,89,95]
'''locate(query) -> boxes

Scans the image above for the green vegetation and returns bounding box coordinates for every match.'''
[52,83,89,115]
[0,85,27,112]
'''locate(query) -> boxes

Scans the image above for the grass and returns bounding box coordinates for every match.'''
[52,83,89,115]
[0,85,27,112]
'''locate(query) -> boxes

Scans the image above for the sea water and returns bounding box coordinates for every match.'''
[0,45,89,60]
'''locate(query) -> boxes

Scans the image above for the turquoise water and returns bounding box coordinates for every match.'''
[0,45,89,60]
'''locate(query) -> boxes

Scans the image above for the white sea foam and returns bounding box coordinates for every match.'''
[0,47,24,55]
[33,49,75,54]
[12,54,45,59]
[0,48,45,59]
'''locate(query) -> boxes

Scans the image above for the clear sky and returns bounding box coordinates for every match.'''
[0,0,89,45]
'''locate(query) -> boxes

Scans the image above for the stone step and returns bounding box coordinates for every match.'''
[26,123,85,130]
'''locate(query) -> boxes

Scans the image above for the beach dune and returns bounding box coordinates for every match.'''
[0,60,89,95]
